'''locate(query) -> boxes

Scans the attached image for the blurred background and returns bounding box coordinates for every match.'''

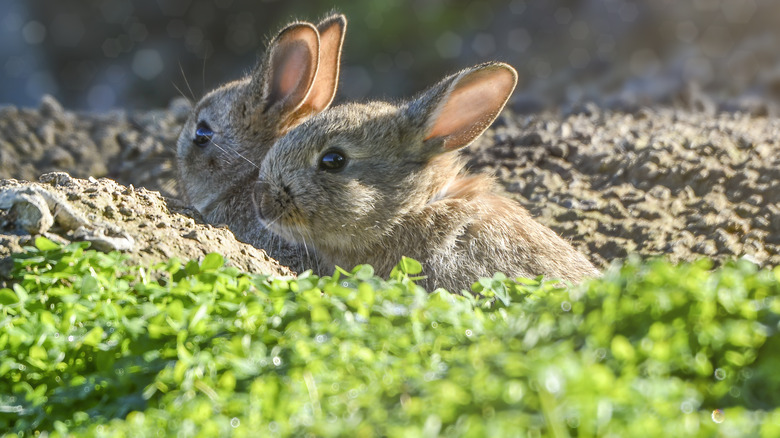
[2,0,780,113]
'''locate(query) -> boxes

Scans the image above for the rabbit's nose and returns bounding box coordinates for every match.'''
[252,179,295,224]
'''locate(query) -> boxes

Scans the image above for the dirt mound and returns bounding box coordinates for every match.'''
[1,96,778,272]
[0,95,185,198]
[467,106,780,267]
[0,172,290,277]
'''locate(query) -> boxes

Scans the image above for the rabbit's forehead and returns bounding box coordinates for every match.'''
[193,80,247,119]
[319,106,403,145]
[271,101,402,160]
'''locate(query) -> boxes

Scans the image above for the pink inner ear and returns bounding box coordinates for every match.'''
[274,42,312,99]
[268,26,319,112]
[303,15,345,112]
[425,67,516,151]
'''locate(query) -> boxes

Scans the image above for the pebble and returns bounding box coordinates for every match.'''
[515,132,543,146]
[119,205,134,217]
[39,95,64,119]
[0,188,54,235]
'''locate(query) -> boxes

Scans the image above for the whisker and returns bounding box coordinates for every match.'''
[171,81,192,105]
[260,213,282,230]
[179,61,196,102]
[201,51,208,96]
[161,135,180,153]
[209,139,260,169]
[299,227,324,275]
[259,212,303,274]
[297,229,312,271]
[250,184,314,275]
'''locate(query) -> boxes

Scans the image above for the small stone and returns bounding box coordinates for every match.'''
[0,187,66,235]
[634,203,663,220]
[556,210,579,222]
[746,194,763,207]
[39,172,73,186]
[182,230,201,242]
[8,194,54,235]
[635,161,660,182]
[735,204,759,218]
[104,205,117,219]
[515,132,543,146]
[693,240,718,256]
[560,123,572,138]
[73,226,134,252]
[119,206,135,218]
[39,94,64,119]
[578,200,599,211]
[548,142,569,158]
[36,121,56,144]
[647,185,671,200]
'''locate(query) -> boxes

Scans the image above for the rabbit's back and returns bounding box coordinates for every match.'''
[413,176,600,291]
[320,173,600,292]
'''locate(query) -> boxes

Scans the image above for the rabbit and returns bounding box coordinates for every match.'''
[176,14,346,273]
[253,62,600,292]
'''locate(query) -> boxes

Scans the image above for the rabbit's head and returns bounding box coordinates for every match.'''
[176,15,346,220]
[255,62,517,254]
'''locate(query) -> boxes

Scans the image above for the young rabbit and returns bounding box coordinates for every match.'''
[254,62,600,291]
[176,14,346,272]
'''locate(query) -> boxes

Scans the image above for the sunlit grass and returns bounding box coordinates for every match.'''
[1,237,779,437]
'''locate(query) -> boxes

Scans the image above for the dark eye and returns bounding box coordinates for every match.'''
[319,150,347,172]
[193,122,213,147]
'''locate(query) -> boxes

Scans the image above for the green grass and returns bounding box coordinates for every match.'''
[1,237,780,437]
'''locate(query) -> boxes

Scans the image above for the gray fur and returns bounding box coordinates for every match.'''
[176,15,347,273]
[256,62,600,291]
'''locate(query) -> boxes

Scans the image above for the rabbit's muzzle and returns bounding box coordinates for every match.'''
[253,179,303,231]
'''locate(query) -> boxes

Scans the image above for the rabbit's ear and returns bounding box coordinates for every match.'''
[418,63,517,153]
[298,14,346,113]
[254,22,320,120]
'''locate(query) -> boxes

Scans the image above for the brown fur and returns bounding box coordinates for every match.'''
[176,14,346,272]
[255,62,600,291]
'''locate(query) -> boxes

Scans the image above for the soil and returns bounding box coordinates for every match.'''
[0,95,184,199]
[1,95,778,274]
[0,171,290,277]
[468,105,780,268]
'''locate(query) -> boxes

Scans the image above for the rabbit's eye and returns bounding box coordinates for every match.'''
[193,122,214,147]
[319,150,347,172]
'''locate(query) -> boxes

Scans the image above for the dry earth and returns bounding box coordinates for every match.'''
[468,104,780,268]
[1,95,778,275]
[0,170,290,277]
